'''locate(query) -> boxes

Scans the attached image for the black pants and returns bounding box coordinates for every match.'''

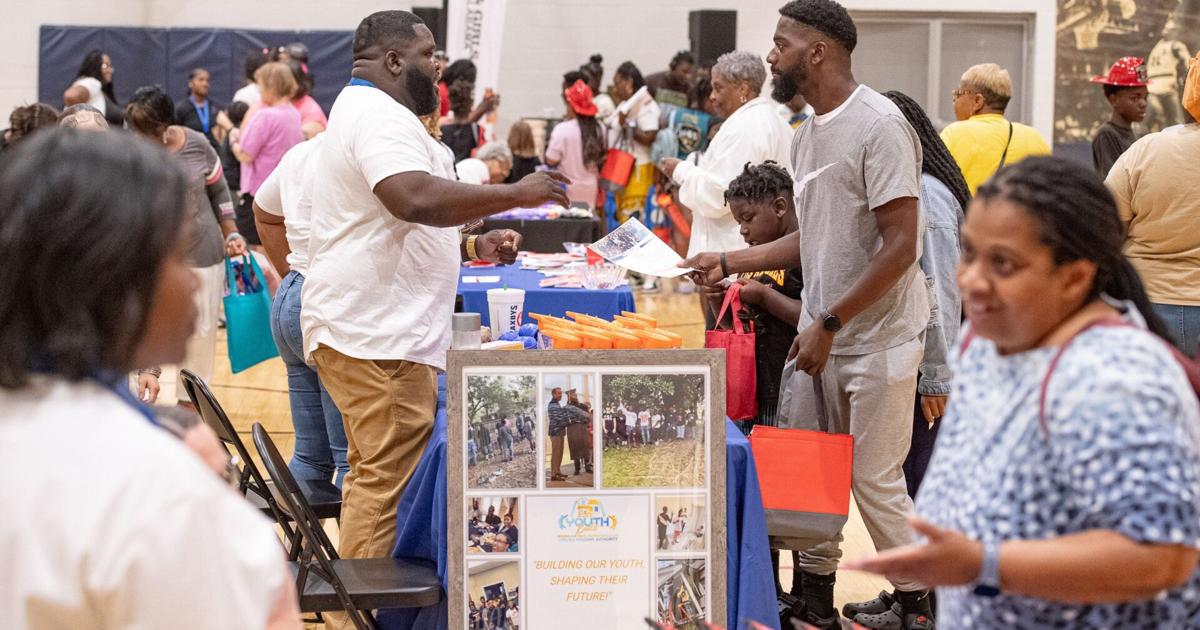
[903,393,941,499]
[236,193,262,245]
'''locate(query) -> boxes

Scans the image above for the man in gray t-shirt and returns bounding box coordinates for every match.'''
[789,87,928,354]
[683,1,933,627]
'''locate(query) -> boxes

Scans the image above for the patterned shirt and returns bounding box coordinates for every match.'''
[918,317,1200,628]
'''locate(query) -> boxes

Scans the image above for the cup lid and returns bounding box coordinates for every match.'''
[452,312,481,331]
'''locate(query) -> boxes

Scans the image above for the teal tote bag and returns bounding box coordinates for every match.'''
[224,254,278,373]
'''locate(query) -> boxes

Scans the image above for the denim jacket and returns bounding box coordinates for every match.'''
[917,174,963,396]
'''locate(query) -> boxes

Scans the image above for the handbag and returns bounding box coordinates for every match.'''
[750,361,854,548]
[223,254,279,373]
[704,284,757,420]
[599,128,636,195]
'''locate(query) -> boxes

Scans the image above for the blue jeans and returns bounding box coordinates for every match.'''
[1154,303,1200,358]
[270,271,349,487]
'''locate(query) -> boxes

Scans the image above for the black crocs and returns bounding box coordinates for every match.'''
[842,590,897,619]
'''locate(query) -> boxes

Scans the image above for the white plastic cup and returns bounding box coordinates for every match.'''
[486,288,526,334]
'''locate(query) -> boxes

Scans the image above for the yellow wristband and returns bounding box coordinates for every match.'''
[466,235,480,261]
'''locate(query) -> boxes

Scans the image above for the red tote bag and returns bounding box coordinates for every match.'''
[749,374,853,548]
[599,128,636,194]
[704,284,757,421]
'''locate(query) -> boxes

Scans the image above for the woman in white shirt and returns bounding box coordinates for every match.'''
[660,51,793,261]
[0,129,298,630]
[63,50,124,128]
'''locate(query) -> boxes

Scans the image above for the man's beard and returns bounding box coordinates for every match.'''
[771,69,804,103]
[407,69,440,116]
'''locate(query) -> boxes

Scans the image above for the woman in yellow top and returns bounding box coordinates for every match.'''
[940,63,1051,194]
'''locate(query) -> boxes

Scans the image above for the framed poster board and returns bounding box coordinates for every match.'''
[447,349,727,630]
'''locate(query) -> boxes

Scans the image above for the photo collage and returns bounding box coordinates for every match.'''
[462,370,712,630]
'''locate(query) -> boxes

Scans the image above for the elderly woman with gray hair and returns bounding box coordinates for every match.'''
[659,50,794,262]
[456,141,514,185]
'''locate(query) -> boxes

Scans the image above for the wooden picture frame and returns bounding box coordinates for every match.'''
[447,349,727,630]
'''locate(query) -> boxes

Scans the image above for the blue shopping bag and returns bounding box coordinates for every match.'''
[224,254,278,373]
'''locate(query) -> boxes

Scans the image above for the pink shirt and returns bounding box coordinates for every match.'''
[546,118,601,208]
[240,104,303,195]
[293,95,328,128]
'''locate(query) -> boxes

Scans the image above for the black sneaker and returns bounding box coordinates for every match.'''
[842,590,896,619]
[778,595,841,630]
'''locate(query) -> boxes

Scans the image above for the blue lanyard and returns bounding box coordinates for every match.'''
[348,77,379,90]
[191,97,210,133]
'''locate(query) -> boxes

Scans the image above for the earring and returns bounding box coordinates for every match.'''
[741,95,747,104]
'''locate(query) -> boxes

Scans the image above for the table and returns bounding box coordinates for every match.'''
[458,265,636,328]
[480,217,603,254]
[377,377,780,630]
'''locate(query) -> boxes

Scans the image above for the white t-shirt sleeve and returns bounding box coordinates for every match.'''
[256,162,285,216]
[73,77,106,111]
[355,103,437,189]
[636,101,661,133]
[90,486,288,629]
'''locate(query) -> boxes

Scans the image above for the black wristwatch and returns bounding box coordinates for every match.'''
[821,309,842,333]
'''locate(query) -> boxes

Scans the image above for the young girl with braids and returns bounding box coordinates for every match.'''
[705,161,803,429]
[883,91,970,498]
[708,160,808,607]
[846,156,1200,628]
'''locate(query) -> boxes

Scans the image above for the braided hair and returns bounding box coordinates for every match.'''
[977,156,1169,341]
[883,91,971,213]
[723,161,793,205]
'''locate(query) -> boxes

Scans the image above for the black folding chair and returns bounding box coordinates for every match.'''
[252,423,442,629]
[178,370,342,557]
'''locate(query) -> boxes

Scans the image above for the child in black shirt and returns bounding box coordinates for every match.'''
[704,161,803,432]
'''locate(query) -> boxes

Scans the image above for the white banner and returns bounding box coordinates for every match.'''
[445,0,508,95]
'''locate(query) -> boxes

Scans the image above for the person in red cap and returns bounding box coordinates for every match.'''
[545,74,607,209]
[1090,56,1149,177]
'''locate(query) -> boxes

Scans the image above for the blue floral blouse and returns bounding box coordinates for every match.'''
[917,315,1200,628]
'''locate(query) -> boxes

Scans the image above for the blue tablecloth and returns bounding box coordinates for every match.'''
[378,376,779,630]
[458,265,636,327]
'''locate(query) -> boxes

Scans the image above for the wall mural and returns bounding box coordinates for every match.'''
[1055,0,1199,145]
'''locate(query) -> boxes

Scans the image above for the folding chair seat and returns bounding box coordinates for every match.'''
[253,423,442,629]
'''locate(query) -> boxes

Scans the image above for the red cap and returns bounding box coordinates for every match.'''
[1091,56,1149,87]
[564,80,598,117]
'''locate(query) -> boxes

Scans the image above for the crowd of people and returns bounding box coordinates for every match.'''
[468,591,518,630]
[468,413,536,466]
[2,1,1200,629]
[603,404,701,446]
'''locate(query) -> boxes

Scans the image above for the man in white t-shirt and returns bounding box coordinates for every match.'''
[300,10,569,584]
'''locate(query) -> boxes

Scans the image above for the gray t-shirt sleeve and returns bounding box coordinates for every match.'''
[863,115,921,211]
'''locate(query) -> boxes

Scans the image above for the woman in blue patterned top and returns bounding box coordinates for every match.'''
[846,156,1200,628]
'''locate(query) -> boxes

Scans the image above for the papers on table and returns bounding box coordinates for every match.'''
[588,219,692,278]
[462,275,501,284]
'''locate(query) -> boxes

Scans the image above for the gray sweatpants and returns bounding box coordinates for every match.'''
[778,334,923,590]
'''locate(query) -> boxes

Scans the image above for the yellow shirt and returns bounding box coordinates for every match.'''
[940,114,1051,194]
[1106,124,1200,306]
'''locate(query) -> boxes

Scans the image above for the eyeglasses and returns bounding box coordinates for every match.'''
[101,63,113,70]
[951,88,976,100]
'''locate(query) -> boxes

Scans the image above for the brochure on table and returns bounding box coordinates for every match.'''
[446,349,727,630]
